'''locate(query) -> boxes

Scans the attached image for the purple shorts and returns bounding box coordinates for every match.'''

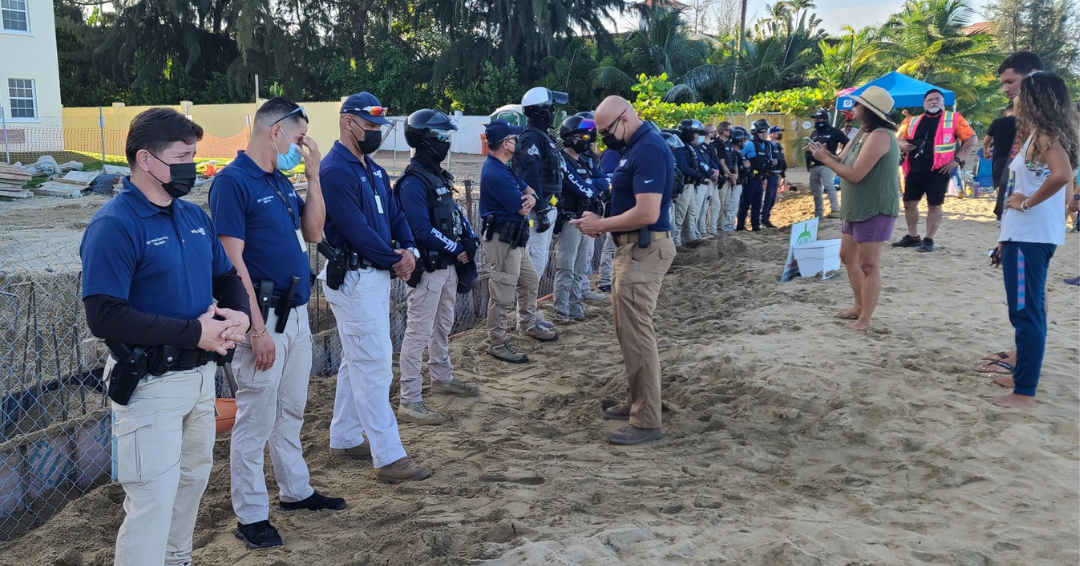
[842,214,897,243]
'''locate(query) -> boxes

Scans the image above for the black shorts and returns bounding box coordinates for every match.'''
[903,171,950,206]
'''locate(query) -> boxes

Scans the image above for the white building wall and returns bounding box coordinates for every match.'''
[0,0,63,152]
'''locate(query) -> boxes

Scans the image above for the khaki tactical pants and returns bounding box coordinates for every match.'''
[482,236,539,345]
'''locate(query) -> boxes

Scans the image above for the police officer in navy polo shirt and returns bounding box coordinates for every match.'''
[208,97,345,550]
[571,96,676,446]
[80,108,251,566]
[319,91,431,484]
[479,120,560,364]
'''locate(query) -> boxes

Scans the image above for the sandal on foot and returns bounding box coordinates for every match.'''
[975,360,1014,375]
[981,351,1011,361]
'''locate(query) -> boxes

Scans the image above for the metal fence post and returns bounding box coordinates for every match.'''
[1,106,10,164]
[98,107,106,165]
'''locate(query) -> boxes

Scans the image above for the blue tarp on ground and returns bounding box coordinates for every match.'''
[836,72,956,111]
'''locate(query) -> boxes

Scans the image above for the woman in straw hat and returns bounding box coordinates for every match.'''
[807,85,901,331]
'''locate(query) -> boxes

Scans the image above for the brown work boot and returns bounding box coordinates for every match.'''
[431,378,480,397]
[603,403,631,420]
[607,425,663,445]
[330,443,372,460]
[375,457,432,484]
[524,323,559,342]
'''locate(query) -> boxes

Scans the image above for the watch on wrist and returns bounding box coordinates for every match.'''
[955,158,966,168]
[1021,199,1031,211]
[408,247,420,259]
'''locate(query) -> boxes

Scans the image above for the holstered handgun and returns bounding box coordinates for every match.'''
[104,340,149,406]
[274,276,299,333]
[482,216,496,242]
[318,240,347,290]
[256,279,274,322]
[512,218,530,249]
[637,227,651,249]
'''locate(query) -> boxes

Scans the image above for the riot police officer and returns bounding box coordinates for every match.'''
[737,119,775,231]
[762,125,788,228]
[672,119,711,246]
[516,87,568,315]
[394,109,481,425]
[553,115,608,322]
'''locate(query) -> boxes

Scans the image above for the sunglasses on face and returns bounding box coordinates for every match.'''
[597,109,627,137]
[271,105,308,126]
[430,129,454,142]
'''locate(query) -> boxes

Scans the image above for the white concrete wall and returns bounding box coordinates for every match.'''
[0,0,63,152]
[376,113,489,155]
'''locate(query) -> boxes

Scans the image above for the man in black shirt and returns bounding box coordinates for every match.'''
[805,109,848,218]
[984,103,1015,220]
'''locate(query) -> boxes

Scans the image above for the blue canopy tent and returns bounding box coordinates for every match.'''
[835,72,955,117]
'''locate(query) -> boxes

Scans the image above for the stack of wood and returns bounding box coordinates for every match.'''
[0,163,32,198]
[34,170,100,198]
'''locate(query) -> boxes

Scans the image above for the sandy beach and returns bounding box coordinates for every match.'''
[1,187,1077,566]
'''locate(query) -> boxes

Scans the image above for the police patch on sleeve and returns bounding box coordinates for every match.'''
[526,144,541,157]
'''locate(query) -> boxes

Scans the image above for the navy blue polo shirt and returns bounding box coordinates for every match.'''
[320,141,415,269]
[80,178,234,320]
[479,155,529,224]
[209,151,310,305]
[608,121,674,235]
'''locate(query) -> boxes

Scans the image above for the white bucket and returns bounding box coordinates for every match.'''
[793,239,841,279]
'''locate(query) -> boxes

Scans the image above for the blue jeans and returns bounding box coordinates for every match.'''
[1001,241,1056,397]
[762,174,780,225]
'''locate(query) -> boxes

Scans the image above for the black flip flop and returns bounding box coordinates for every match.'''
[976,360,1014,374]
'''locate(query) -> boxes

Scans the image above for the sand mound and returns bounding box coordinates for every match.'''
[1,192,1077,566]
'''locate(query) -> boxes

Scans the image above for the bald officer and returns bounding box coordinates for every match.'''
[571,97,675,446]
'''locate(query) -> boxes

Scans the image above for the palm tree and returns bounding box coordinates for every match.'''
[593,5,727,102]
[870,0,1002,104]
[809,25,879,93]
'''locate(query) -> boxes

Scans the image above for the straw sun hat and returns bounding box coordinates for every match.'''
[850,86,896,126]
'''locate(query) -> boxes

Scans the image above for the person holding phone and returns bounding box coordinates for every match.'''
[807,86,900,331]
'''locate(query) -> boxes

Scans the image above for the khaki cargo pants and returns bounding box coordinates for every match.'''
[482,236,539,345]
[611,237,676,429]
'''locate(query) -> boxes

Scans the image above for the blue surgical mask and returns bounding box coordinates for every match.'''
[275,129,303,171]
[698,135,706,144]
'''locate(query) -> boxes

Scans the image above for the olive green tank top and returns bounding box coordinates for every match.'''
[840,129,901,222]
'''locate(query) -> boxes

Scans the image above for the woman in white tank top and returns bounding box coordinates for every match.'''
[989,71,1079,408]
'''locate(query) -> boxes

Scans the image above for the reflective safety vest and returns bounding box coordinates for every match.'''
[902,111,957,175]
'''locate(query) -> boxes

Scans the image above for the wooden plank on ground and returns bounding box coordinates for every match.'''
[0,172,31,183]
[56,171,100,185]
[0,188,30,199]
[33,182,83,198]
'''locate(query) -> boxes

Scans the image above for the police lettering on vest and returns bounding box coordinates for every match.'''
[395,162,476,272]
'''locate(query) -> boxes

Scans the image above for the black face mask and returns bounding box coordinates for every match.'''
[602,132,626,152]
[775,134,784,141]
[416,139,451,170]
[528,107,554,131]
[355,128,383,155]
[569,138,592,154]
[148,153,197,198]
[815,121,828,130]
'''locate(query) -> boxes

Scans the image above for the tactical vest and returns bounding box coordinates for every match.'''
[393,162,463,256]
[560,153,593,217]
[750,138,772,177]
[523,125,565,197]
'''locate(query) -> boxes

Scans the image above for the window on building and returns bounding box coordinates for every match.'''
[1,0,29,32]
[8,79,35,119]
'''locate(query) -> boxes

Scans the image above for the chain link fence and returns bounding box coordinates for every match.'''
[0,165,598,540]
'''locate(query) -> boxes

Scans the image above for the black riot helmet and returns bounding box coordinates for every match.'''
[521,87,568,130]
[729,126,751,145]
[660,129,685,149]
[404,109,458,166]
[751,119,771,135]
[559,115,596,155]
[574,111,595,120]
[677,119,704,142]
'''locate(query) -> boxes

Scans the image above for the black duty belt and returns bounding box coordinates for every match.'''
[148,345,226,375]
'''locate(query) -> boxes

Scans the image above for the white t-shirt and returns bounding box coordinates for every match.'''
[999,135,1067,246]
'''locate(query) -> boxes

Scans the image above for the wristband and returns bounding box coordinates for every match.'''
[249,330,267,338]
[1021,199,1031,211]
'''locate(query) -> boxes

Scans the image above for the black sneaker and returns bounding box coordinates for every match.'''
[235,520,283,549]
[892,234,921,248]
[278,491,347,512]
[917,238,935,252]
[599,285,611,293]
